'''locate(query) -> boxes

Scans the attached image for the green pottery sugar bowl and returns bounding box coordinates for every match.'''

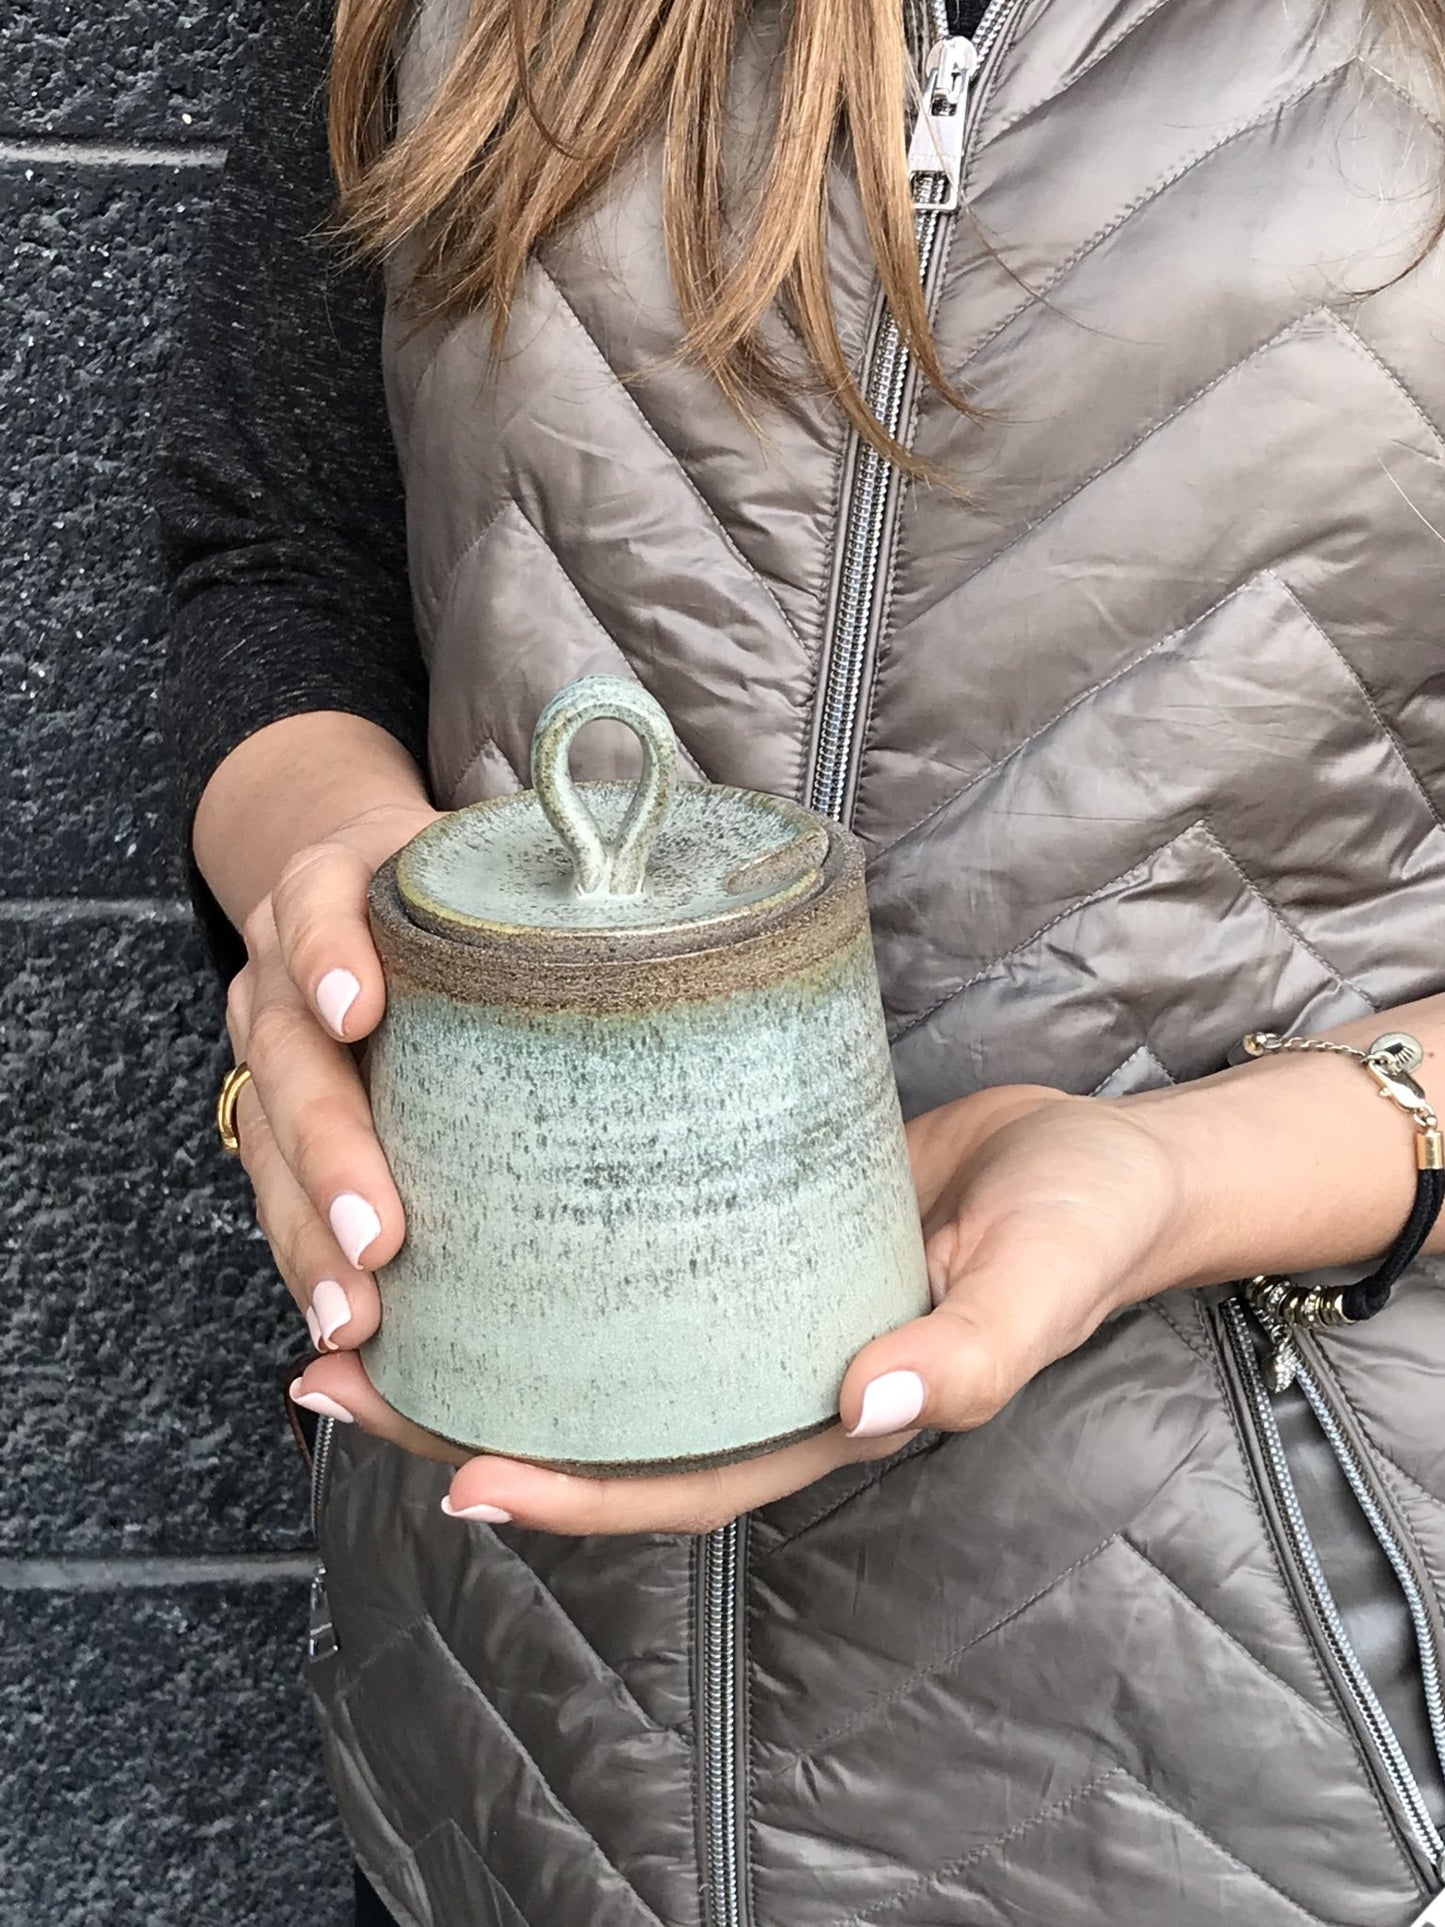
[363,675,929,1472]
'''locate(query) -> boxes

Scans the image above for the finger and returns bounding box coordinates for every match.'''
[289,1352,471,1468]
[245,916,404,1269]
[224,961,255,1061]
[838,1220,1116,1439]
[270,841,389,1044]
[232,1079,381,1350]
[438,1423,887,1538]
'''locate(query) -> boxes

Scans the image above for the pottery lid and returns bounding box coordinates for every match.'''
[394,677,835,950]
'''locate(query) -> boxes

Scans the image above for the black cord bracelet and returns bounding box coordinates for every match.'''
[1239,1031,1444,1379]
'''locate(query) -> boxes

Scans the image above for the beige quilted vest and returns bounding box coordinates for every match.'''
[310,4,1445,1922]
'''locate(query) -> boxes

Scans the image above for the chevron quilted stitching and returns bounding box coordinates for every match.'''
[1261,570,1445,839]
[869,577,1259,866]
[528,260,818,663]
[1111,1768,1354,1927]
[1116,1537,1350,1736]
[1326,310,1445,463]
[944,306,1327,591]
[751,1431,946,1562]
[1088,1042,1178,1094]
[1360,57,1445,136]
[440,1539,694,1743]
[419,1623,674,1927]
[431,502,713,802]
[753,1523,1373,1829]
[955,65,1351,379]
[425,495,514,630]
[975,0,1185,150]
[834,1766,1134,1926]
[1148,1297,1214,1364]
[1190,822,1380,1012]
[750,1535,1120,1788]
[449,729,521,804]
[406,1820,538,1927]
[887,814,1366,1050]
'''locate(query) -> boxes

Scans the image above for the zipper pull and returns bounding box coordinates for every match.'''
[307,1563,338,1662]
[1242,1281,1301,1393]
[908,36,980,213]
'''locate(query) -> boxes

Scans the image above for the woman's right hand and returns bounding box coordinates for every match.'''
[224,800,445,1388]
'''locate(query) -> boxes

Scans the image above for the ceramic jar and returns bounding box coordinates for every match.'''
[363,676,929,1472]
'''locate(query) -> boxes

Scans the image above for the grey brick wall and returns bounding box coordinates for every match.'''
[3,6,352,1920]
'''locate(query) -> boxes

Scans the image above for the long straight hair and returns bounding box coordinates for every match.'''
[328,0,1442,472]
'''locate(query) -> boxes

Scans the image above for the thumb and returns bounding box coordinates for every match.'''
[838,1229,1114,1440]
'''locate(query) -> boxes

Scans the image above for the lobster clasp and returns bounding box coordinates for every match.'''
[1364,1046,1435,1124]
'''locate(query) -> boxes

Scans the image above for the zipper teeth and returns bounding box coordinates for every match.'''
[1292,1359,1445,1789]
[310,1412,336,1542]
[700,1519,744,1927]
[1224,1299,1445,1867]
[808,0,1014,824]
[810,196,948,822]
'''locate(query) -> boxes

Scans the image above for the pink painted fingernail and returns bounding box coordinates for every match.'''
[316,968,361,1039]
[304,1305,323,1350]
[440,1495,513,1524]
[310,1277,352,1349]
[288,1379,355,1424]
[330,1192,381,1267]
[847,1369,927,1439]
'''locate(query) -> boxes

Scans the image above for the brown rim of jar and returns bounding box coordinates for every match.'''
[367,825,867,1014]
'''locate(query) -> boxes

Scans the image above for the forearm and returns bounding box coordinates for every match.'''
[1123,994,1445,1289]
[193,711,434,929]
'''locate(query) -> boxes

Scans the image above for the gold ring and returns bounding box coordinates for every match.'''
[216,1061,254,1155]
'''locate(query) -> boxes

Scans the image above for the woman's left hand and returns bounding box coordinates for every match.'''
[295,1082,1204,1533]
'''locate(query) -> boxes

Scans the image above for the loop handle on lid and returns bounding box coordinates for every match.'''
[531,676,678,898]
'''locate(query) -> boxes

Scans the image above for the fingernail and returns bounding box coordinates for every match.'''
[330,1192,382,1268]
[316,968,361,1040]
[440,1495,513,1524]
[288,1379,355,1424]
[847,1369,927,1439]
[304,1305,322,1350]
[310,1277,352,1349]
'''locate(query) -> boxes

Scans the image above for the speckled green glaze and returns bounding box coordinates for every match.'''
[362,676,930,1472]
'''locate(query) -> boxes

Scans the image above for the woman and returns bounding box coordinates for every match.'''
[158,0,1445,1919]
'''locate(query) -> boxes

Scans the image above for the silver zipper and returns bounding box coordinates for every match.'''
[307,1413,338,1662]
[1220,1295,1445,1879]
[697,1517,749,1927]
[806,0,1019,823]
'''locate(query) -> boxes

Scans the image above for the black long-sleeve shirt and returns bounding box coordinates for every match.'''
[155,0,425,972]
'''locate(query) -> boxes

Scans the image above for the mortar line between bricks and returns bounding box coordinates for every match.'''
[0,1553,317,1592]
[0,897,191,921]
[0,136,226,168]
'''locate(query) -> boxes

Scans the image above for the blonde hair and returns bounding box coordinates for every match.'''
[329,0,1441,472]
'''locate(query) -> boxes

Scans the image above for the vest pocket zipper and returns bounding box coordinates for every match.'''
[307,1412,339,1662]
[1216,1294,1445,1890]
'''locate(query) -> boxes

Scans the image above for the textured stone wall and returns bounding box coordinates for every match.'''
[2,5,350,1919]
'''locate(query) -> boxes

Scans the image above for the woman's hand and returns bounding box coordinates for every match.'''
[224,798,456,1429]
[292,1081,1204,1523]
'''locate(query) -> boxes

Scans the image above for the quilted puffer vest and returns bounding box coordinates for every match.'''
[309,2,1445,1922]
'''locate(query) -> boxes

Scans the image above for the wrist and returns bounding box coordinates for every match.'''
[1116,1036,1428,1292]
[1114,1077,1270,1291]
[195,711,434,926]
